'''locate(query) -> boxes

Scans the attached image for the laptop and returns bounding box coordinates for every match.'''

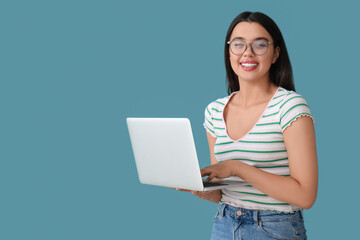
[126,118,247,191]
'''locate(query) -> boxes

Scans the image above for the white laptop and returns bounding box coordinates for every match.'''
[126,118,246,191]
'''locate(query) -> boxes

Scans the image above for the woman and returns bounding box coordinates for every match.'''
[181,12,318,239]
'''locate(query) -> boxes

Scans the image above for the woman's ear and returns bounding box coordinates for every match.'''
[272,46,280,64]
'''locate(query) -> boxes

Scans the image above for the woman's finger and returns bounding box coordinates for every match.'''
[177,188,191,192]
[206,172,216,182]
[201,166,212,177]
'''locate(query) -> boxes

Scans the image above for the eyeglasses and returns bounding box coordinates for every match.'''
[227,39,274,56]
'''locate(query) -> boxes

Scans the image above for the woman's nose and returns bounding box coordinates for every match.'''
[243,44,254,57]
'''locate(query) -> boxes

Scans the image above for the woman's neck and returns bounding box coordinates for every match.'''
[232,81,278,107]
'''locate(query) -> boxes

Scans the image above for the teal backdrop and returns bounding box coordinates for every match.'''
[1,0,359,239]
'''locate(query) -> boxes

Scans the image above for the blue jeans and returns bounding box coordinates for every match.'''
[211,204,307,240]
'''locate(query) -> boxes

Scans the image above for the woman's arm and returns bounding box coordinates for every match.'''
[202,116,318,209]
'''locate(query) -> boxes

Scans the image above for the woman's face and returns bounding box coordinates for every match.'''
[229,21,279,85]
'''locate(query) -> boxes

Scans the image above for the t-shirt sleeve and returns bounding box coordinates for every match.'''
[279,93,315,132]
[203,102,216,137]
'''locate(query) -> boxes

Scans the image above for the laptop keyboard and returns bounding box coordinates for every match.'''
[203,181,228,188]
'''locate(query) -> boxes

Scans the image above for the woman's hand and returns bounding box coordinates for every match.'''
[176,188,222,203]
[201,160,238,181]
[173,160,239,203]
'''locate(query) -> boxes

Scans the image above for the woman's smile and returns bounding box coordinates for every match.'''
[240,60,258,71]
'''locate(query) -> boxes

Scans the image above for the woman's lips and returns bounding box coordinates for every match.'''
[240,62,258,71]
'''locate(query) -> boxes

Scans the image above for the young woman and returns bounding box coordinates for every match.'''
[180,12,318,239]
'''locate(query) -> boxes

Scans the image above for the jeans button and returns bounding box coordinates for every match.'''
[236,210,242,216]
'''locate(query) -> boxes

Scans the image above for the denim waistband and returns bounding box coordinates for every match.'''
[217,203,303,224]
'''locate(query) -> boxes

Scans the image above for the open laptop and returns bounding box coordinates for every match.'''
[126,118,247,191]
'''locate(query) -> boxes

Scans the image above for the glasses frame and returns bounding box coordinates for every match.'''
[227,39,274,56]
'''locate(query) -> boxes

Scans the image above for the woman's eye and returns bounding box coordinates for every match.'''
[234,42,245,48]
[254,42,267,48]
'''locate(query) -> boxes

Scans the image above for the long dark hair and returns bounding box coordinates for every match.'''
[225,11,295,94]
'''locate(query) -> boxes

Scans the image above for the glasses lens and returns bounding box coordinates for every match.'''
[252,40,268,55]
[230,40,246,55]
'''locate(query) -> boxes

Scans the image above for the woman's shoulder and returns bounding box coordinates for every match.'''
[276,87,313,131]
[278,87,305,98]
[205,94,231,111]
[275,87,309,109]
[203,94,230,136]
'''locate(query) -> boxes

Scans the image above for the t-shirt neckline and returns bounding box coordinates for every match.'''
[222,86,281,142]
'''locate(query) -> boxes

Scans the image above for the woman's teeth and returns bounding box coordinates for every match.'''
[241,63,258,67]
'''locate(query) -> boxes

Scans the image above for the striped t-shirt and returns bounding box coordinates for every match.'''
[203,87,314,212]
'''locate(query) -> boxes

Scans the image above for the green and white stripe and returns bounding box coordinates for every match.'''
[203,87,314,212]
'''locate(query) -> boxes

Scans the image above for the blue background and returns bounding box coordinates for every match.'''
[1,0,359,239]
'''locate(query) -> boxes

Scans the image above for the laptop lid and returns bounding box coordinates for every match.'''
[127,118,206,191]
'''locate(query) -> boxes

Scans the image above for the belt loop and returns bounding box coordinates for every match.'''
[299,209,304,220]
[219,203,226,217]
[253,210,259,226]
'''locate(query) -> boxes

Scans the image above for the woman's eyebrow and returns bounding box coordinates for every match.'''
[254,37,270,41]
[231,37,245,40]
[230,37,270,41]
